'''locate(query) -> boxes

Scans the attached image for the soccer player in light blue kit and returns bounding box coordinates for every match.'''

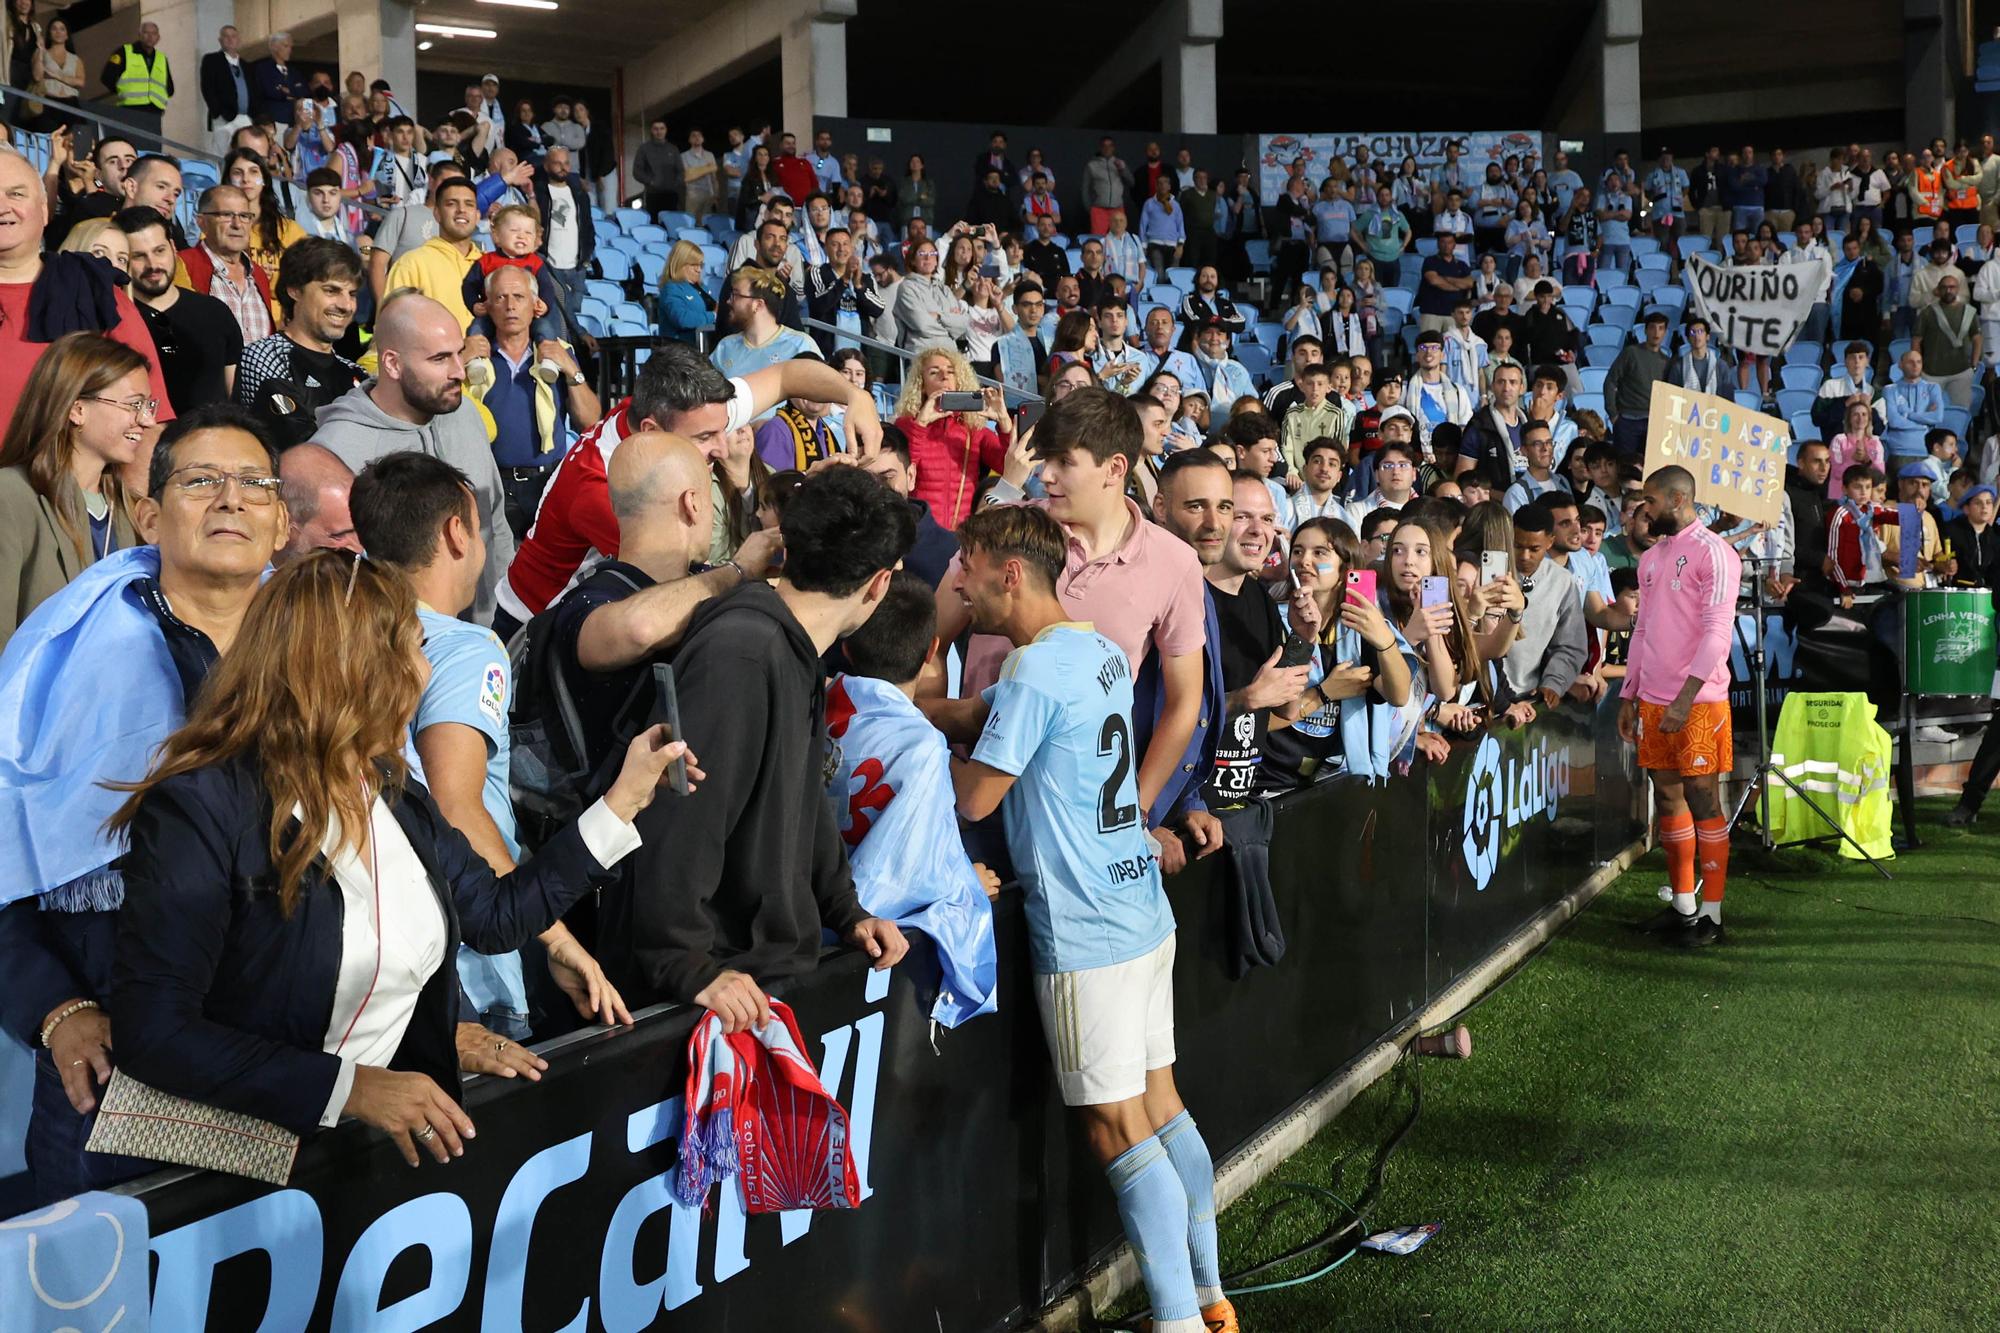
[944,505,1235,1333]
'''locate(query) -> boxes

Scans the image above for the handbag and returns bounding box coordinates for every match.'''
[84,1068,300,1186]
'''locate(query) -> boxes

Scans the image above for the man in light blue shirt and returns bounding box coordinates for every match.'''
[1882,346,1948,458]
[1311,178,1356,270]
[1547,150,1584,216]
[1597,177,1634,271]
[351,452,632,1052]
[947,502,1227,1333]
[1139,178,1187,281]
[1192,322,1257,408]
[1136,305,1202,392]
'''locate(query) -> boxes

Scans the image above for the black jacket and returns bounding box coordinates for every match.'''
[1785,473,1833,576]
[533,174,596,268]
[904,498,958,588]
[112,758,614,1135]
[1177,291,1246,350]
[965,186,1015,232]
[621,582,871,1002]
[1943,515,2000,594]
[198,51,246,124]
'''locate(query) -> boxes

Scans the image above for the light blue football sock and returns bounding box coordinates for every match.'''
[1157,1109,1223,1306]
[1106,1136,1202,1328]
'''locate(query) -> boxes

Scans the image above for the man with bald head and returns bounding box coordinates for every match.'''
[313,292,516,622]
[466,264,599,538]
[550,430,782,763]
[276,443,361,562]
[0,150,172,425]
[534,144,594,325]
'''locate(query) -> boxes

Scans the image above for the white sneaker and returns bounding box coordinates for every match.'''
[1914,725,1956,744]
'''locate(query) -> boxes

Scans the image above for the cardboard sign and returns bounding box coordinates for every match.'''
[1643,381,1789,525]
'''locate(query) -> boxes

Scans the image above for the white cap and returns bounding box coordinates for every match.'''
[482,73,499,85]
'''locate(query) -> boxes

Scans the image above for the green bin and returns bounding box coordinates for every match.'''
[1904,588,1996,696]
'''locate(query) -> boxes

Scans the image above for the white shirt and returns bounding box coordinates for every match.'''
[544,180,580,269]
[316,794,640,1127]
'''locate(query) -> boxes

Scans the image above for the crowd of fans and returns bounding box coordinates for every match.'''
[3,27,2000,1321]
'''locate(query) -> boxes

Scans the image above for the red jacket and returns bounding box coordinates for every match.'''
[896,413,1007,529]
[176,244,277,322]
[770,154,819,207]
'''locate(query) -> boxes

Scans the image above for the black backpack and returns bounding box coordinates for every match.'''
[507,567,650,851]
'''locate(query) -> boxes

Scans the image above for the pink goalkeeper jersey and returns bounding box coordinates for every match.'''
[1626,519,1742,706]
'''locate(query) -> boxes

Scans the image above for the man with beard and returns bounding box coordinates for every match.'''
[386,176,484,332]
[313,293,515,623]
[1618,465,1741,948]
[117,207,241,413]
[234,238,367,444]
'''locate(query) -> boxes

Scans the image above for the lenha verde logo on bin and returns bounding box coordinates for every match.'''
[1462,734,1570,891]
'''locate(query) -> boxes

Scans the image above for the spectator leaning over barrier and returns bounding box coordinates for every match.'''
[275,442,360,563]
[1618,464,1742,948]
[351,452,633,1051]
[1501,497,1587,716]
[106,549,689,1166]
[0,404,282,1205]
[496,342,880,636]
[621,464,910,1015]
[940,503,1237,1333]
[313,293,515,623]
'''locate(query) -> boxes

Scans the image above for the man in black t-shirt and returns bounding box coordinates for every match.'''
[117,208,242,413]
[549,431,780,769]
[234,238,368,446]
[1202,472,1311,808]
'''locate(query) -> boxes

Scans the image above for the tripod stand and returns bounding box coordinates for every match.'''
[1726,556,1894,878]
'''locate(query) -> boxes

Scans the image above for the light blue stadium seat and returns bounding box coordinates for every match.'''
[1957,223,1983,250]
[610,318,653,337]
[616,207,651,230]
[702,213,735,236]
[1779,364,1823,392]
[635,251,667,285]
[1775,389,1817,420]
[1943,405,1973,438]
[578,312,605,337]
[580,297,611,324]
[1578,366,1610,394]
[595,250,632,281]
[1583,344,1621,368]
[1734,390,1764,409]
[1627,236,1662,260]
[1676,235,1713,260]
[1789,413,1815,445]
[629,224,669,246]
[1586,324,1626,348]
[614,301,652,327]
[1166,266,1196,289]
[1244,239,1271,271]
[1414,237,1438,256]
[1254,321,1285,349]
[587,278,623,305]
[1648,288,1687,317]
[700,244,731,276]
[1889,337,1913,363]
[676,227,712,245]
[1784,342,1824,367]
[1571,391,1605,417]
[1382,287,1414,315]
[1237,343,1274,383]
[657,210,696,233]
[1632,269,1667,296]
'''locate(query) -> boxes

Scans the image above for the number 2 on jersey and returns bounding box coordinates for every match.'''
[1097,714,1138,833]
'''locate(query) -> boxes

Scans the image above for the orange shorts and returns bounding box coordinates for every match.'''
[1637,700,1733,778]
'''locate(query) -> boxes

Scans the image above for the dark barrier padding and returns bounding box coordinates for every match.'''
[111,698,1638,1332]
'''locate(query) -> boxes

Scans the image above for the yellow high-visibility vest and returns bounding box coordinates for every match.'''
[113,45,168,110]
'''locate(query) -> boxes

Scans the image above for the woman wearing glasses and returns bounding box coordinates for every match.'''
[0,332,155,647]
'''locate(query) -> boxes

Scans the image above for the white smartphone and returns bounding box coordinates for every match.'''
[1480,549,1510,584]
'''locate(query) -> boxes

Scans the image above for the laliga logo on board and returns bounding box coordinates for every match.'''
[1461,734,1570,891]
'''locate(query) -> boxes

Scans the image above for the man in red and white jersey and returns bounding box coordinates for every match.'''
[495,342,884,638]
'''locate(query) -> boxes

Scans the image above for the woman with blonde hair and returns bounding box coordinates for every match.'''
[893,343,1010,526]
[107,552,697,1165]
[57,217,128,272]
[0,332,153,644]
[656,239,715,344]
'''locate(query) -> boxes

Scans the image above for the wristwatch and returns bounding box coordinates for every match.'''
[567,371,586,386]
[1504,608,1524,623]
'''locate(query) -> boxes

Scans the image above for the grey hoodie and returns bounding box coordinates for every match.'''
[313,383,517,625]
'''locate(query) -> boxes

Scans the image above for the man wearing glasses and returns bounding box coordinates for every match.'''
[0,405,285,1204]
[178,184,274,344]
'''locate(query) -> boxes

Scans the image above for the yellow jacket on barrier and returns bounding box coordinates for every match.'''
[1766,692,1895,860]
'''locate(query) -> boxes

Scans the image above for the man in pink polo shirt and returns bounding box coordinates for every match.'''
[1617,463,1741,949]
[935,388,1209,861]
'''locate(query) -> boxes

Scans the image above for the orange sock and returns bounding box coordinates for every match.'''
[1660,812,1696,896]
[1695,818,1730,904]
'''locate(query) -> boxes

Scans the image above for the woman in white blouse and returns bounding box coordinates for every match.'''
[110,553,697,1167]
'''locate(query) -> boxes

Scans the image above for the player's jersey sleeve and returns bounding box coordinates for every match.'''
[414,627,508,756]
[970,661,1062,778]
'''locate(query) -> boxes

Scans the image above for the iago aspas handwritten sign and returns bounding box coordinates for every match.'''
[1643,382,1788,526]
